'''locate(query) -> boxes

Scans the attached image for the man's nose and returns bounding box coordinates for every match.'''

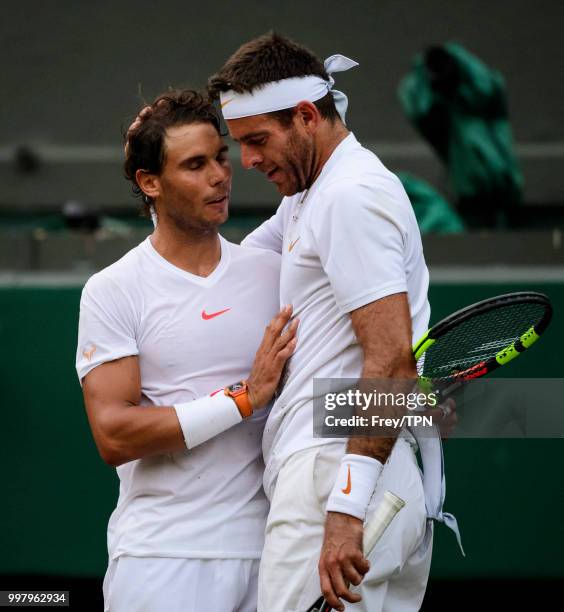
[209,159,232,186]
[240,144,262,170]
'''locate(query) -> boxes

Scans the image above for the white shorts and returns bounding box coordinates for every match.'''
[258,439,432,612]
[103,556,260,612]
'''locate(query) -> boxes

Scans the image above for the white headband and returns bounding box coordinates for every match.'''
[219,54,358,123]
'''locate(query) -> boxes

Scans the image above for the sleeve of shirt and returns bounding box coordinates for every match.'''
[241,197,291,254]
[76,273,139,385]
[312,176,409,313]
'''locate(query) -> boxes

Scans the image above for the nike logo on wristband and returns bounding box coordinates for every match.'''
[202,308,231,320]
[341,465,352,495]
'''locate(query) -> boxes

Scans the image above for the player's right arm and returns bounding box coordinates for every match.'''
[83,355,185,465]
[82,306,297,467]
[77,273,297,467]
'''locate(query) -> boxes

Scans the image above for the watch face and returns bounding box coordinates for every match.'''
[228,382,245,393]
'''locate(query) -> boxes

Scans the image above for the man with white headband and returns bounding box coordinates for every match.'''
[209,33,458,612]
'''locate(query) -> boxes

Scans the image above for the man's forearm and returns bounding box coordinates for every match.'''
[91,383,256,466]
[84,306,298,468]
[90,403,186,466]
[346,348,416,462]
[346,436,395,464]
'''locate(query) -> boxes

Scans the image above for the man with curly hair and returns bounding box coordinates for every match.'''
[76,89,297,612]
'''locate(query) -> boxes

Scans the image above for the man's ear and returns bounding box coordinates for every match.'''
[136,169,161,200]
[295,101,321,133]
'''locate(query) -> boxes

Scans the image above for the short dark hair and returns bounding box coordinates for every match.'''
[208,32,340,124]
[124,89,221,216]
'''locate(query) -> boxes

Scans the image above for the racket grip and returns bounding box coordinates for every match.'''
[311,491,406,612]
[363,490,406,554]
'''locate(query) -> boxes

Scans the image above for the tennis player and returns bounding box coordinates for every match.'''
[209,33,459,611]
[76,89,298,612]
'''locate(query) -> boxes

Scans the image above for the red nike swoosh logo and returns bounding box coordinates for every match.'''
[341,465,352,495]
[201,308,231,320]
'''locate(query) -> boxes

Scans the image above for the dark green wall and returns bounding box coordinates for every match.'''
[1,281,563,578]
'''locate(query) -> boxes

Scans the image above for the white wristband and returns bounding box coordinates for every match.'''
[174,392,242,449]
[325,454,384,521]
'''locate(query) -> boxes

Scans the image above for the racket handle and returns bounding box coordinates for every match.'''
[363,490,406,553]
[310,491,406,612]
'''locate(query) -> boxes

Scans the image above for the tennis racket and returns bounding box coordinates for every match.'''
[413,291,553,397]
[306,491,405,612]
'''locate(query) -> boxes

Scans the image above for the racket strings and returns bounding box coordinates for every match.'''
[418,302,547,379]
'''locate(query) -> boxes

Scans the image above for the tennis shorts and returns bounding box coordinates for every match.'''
[103,556,259,612]
[258,439,432,612]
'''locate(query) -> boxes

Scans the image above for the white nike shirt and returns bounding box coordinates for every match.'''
[76,235,280,559]
[243,133,430,498]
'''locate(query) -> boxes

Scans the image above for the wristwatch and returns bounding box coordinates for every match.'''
[224,381,253,418]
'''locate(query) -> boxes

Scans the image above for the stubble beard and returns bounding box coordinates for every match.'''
[163,196,225,239]
[284,129,314,196]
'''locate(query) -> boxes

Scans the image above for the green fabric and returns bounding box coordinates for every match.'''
[398,172,465,234]
[398,43,523,207]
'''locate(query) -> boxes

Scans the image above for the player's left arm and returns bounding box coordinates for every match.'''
[318,292,415,610]
[349,293,416,456]
[313,175,427,610]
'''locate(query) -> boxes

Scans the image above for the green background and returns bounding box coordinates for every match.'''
[1,280,562,578]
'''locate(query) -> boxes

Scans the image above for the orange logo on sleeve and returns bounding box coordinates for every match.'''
[83,345,97,361]
[341,464,352,495]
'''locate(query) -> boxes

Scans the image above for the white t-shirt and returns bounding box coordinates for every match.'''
[242,133,430,498]
[76,235,280,560]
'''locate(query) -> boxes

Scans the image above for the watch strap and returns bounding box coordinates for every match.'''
[225,381,253,418]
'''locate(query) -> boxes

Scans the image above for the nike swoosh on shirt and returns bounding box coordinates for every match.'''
[341,465,352,495]
[288,237,300,252]
[220,98,234,109]
[201,308,231,320]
